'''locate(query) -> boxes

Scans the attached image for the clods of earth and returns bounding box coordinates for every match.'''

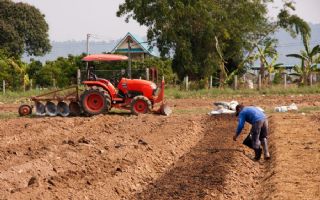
[0,95,319,199]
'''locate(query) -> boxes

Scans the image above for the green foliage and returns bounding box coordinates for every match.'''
[117,0,311,84]
[0,0,51,57]
[117,0,270,81]
[0,50,27,90]
[287,39,320,85]
[28,55,84,88]
[187,78,208,90]
[272,72,282,84]
[138,58,176,84]
[277,2,311,42]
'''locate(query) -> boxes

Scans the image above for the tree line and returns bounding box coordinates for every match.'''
[118,0,319,86]
[0,0,319,91]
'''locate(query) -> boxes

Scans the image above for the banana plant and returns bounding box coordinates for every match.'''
[6,57,29,90]
[286,38,320,85]
[254,40,281,84]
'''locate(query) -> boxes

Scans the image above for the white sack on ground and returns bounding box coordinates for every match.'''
[209,101,238,115]
[275,103,298,112]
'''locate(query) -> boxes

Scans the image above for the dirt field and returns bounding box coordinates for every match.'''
[0,94,319,199]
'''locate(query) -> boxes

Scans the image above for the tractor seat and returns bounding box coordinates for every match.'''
[117,89,126,98]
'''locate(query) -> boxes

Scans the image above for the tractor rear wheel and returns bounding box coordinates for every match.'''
[130,96,152,115]
[80,88,111,115]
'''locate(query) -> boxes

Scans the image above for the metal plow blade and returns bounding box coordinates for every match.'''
[45,101,57,117]
[35,102,46,116]
[57,102,70,117]
[154,104,172,116]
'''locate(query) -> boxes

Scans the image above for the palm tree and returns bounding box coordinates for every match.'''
[287,38,320,85]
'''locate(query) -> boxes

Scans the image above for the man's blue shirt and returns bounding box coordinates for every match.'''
[236,106,266,135]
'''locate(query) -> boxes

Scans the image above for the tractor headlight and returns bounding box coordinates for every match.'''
[150,83,157,90]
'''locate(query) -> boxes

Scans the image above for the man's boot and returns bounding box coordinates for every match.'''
[254,148,262,161]
[261,138,271,160]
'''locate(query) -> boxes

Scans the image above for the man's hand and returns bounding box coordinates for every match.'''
[233,134,238,141]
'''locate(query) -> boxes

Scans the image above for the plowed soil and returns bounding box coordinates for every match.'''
[0,94,319,199]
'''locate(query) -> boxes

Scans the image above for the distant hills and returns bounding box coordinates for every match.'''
[24,23,320,65]
[23,40,119,63]
[274,23,320,65]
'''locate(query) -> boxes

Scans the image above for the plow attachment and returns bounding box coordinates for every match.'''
[18,86,81,117]
[153,103,172,116]
[152,78,172,116]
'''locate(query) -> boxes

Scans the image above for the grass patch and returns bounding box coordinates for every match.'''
[165,84,320,99]
[0,112,18,120]
[0,84,319,103]
[0,86,82,104]
[0,89,49,103]
[298,106,320,114]
[173,107,209,115]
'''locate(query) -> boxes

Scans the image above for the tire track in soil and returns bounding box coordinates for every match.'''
[134,115,267,200]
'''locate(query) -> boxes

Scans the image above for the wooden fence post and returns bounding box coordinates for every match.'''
[284,73,287,88]
[234,75,238,90]
[30,79,33,90]
[146,68,149,80]
[185,76,189,91]
[77,69,81,86]
[209,76,213,89]
[2,80,5,95]
[258,74,261,90]
[310,73,313,86]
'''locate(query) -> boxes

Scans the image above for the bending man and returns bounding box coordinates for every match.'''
[233,104,271,160]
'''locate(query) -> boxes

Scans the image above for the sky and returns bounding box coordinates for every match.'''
[14,0,320,42]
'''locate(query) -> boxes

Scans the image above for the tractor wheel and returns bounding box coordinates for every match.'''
[18,104,32,116]
[80,88,111,115]
[130,96,152,115]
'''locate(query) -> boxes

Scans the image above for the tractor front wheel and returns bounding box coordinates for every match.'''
[81,88,110,115]
[130,96,152,115]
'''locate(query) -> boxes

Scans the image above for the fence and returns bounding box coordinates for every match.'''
[181,73,320,91]
[1,71,319,94]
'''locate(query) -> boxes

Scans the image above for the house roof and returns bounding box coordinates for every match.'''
[110,32,156,56]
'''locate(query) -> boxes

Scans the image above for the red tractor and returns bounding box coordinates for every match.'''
[80,54,170,116]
